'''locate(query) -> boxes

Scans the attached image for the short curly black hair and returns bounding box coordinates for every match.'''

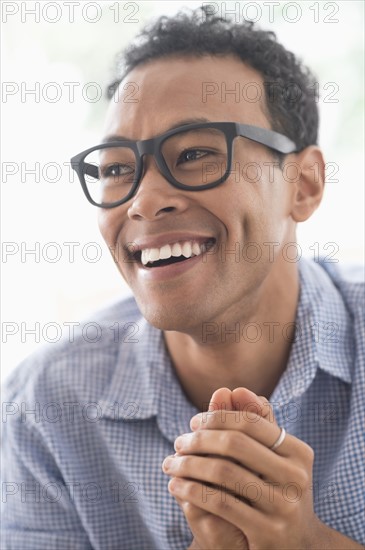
[107,5,319,153]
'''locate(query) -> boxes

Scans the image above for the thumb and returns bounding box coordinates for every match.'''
[231,387,277,425]
[208,387,234,412]
[190,387,233,431]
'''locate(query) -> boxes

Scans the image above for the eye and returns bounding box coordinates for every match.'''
[102,163,134,178]
[176,148,212,165]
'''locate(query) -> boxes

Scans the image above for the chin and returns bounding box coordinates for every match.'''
[137,299,202,333]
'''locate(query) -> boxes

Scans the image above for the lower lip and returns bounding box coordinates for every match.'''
[137,253,206,281]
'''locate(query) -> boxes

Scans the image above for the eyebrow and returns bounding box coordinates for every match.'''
[101,117,211,144]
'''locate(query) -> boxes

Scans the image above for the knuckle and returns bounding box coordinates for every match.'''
[243,407,261,424]
[184,480,196,499]
[191,430,203,449]
[179,455,191,472]
[287,465,308,488]
[201,410,217,428]
[211,459,232,482]
[182,500,196,518]
[218,430,235,452]
[281,463,298,484]
[271,518,286,538]
[297,468,310,489]
[201,515,225,538]
[215,496,232,515]
[301,441,315,464]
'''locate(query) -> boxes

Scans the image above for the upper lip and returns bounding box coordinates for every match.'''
[126,232,216,254]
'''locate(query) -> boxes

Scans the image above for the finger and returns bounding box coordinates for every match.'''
[172,429,292,480]
[174,495,248,550]
[200,387,233,424]
[190,387,233,432]
[231,387,277,425]
[189,411,290,456]
[257,395,276,425]
[174,495,208,521]
[163,453,283,512]
[168,476,265,536]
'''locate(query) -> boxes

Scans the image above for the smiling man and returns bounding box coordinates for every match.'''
[2,6,364,550]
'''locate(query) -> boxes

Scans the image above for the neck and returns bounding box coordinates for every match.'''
[163,262,300,411]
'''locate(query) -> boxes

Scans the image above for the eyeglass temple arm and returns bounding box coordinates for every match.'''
[236,123,297,154]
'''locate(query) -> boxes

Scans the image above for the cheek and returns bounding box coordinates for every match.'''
[98,210,121,246]
[98,209,134,275]
[227,172,289,243]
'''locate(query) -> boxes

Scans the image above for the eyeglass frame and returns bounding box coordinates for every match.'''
[70,121,298,208]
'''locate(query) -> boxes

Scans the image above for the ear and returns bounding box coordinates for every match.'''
[287,146,325,222]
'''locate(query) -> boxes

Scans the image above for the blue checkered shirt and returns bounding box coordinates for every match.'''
[1,257,364,549]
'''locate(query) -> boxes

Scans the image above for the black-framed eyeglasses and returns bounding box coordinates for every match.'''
[70,121,297,208]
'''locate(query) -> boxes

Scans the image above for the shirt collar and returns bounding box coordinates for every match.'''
[98,317,162,420]
[98,316,199,441]
[270,257,353,402]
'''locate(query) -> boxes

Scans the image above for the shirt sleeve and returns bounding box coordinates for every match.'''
[1,405,92,550]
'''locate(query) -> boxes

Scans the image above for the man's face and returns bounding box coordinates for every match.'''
[99,55,297,332]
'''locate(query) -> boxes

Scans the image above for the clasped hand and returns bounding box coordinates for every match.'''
[162,387,321,550]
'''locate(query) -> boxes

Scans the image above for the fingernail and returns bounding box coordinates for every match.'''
[162,457,173,471]
[190,415,200,430]
[174,436,184,451]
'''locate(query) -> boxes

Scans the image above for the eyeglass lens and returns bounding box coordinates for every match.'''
[82,127,229,205]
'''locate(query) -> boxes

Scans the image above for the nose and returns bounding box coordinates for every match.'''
[127,155,190,221]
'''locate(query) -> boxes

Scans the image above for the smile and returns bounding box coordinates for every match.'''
[139,238,216,268]
[126,233,217,281]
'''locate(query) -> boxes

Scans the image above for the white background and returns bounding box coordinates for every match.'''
[1,1,364,383]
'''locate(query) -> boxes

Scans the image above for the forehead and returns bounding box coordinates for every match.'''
[103,55,270,140]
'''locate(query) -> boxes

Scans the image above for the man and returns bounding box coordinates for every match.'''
[2,6,364,549]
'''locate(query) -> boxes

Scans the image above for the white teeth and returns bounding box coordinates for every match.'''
[140,239,211,266]
[171,243,182,256]
[182,242,193,258]
[159,244,172,259]
[149,248,160,262]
